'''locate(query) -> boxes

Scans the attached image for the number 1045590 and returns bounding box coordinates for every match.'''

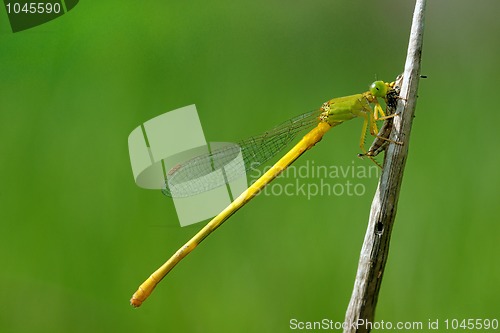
[5,2,61,14]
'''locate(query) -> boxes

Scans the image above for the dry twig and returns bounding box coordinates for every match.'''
[343,0,426,331]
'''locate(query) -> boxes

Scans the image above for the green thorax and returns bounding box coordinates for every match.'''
[321,93,371,127]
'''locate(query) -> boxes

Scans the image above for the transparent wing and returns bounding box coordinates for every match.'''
[163,109,321,197]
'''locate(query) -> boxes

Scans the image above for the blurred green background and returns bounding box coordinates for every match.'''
[1,1,499,332]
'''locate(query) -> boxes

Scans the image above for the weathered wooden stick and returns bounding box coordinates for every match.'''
[343,0,426,332]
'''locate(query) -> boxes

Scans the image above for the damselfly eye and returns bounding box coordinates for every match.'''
[369,81,388,98]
